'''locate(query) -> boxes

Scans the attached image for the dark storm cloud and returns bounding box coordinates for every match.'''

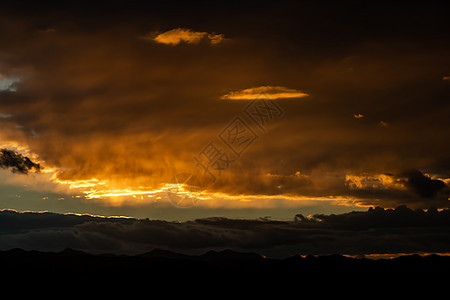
[400,169,447,198]
[0,0,449,208]
[342,170,450,209]
[0,209,133,234]
[0,149,41,174]
[301,205,450,230]
[1,207,449,257]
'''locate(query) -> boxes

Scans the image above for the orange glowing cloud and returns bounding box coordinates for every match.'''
[149,28,225,45]
[1,6,449,214]
[220,86,309,100]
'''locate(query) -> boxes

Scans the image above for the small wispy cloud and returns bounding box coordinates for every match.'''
[0,113,12,119]
[145,28,225,45]
[0,74,21,92]
[443,73,450,80]
[0,149,41,174]
[220,86,309,100]
[353,113,364,119]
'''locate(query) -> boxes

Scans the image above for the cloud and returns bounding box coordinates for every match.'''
[1,207,450,257]
[149,28,224,45]
[399,169,447,198]
[353,113,364,119]
[0,149,41,174]
[0,74,20,92]
[344,171,450,209]
[443,73,450,80]
[0,113,12,118]
[301,205,450,230]
[0,209,133,233]
[220,86,309,100]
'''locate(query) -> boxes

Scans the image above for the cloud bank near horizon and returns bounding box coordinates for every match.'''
[1,206,449,258]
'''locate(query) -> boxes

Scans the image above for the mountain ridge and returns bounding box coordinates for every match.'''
[1,247,448,285]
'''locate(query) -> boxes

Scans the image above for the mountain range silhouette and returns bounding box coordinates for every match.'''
[2,247,448,281]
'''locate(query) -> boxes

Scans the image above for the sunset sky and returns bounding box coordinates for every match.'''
[1,0,449,230]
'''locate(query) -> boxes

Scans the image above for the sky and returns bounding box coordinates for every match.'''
[0,0,450,255]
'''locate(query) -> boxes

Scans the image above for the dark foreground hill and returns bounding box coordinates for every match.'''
[1,248,449,287]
